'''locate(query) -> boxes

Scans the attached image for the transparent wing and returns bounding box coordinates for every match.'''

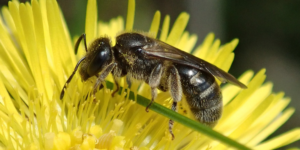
[143,39,247,89]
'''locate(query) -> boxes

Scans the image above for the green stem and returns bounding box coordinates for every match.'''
[106,81,251,150]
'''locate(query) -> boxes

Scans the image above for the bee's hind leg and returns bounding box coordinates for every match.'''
[169,101,177,140]
[146,63,164,112]
[168,66,182,140]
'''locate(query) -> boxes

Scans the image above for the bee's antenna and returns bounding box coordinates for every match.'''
[61,34,88,100]
[74,33,88,54]
[60,56,86,100]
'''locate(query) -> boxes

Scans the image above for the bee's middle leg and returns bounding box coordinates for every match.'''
[168,66,182,140]
[146,63,164,112]
[111,76,120,97]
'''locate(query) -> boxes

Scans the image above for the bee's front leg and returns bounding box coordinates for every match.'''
[146,63,164,112]
[92,63,116,101]
[168,65,182,140]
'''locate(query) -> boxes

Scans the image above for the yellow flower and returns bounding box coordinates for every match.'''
[0,0,299,149]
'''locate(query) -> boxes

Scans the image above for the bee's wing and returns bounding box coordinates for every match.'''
[143,39,247,89]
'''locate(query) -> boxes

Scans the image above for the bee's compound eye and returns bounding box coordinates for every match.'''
[87,39,113,76]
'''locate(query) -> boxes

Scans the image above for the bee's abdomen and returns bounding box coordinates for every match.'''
[176,64,222,127]
[187,81,222,127]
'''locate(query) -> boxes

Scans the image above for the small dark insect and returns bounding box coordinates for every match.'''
[60,32,247,139]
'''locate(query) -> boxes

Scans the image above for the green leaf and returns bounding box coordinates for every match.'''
[106,81,251,150]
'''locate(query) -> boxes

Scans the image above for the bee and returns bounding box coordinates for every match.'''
[60,32,247,139]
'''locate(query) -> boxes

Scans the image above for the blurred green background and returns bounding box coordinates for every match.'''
[0,0,299,148]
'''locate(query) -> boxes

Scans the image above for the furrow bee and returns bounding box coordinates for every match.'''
[60,32,247,139]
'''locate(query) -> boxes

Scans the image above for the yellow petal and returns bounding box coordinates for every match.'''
[193,32,215,58]
[222,70,253,105]
[254,111,299,149]
[148,11,161,38]
[219,69,267,129]
[125,0,135,31]
[32,0,53,99]
[85,0,97,44]
[166,12,189,46]
[159,15,170,41]
[177,31,197,53]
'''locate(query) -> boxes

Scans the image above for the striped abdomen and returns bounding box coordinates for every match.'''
[175,64,222,127]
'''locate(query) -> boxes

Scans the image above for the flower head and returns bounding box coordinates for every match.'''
[0,0,299,149]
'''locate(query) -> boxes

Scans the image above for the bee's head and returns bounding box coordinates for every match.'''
[79,37,113,81]
[60,34,113,100]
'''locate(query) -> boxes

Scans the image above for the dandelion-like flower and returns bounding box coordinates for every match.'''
[0,0,299,149]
